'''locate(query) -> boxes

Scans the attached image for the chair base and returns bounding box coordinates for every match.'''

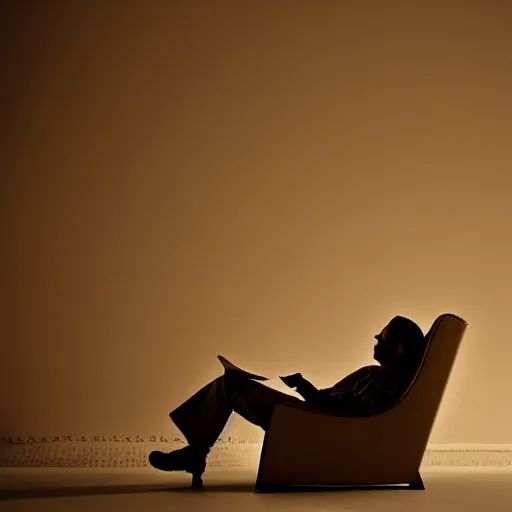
[256,474,425,493]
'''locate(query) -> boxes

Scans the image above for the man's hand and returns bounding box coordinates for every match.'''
[279,373,304,389]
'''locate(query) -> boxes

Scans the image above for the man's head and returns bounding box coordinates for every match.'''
[373,316,425,370]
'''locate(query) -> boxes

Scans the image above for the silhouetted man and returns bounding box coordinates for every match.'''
[149,316,425,483]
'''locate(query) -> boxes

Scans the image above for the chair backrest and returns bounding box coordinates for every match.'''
[387,313,468,457]
[394,313,466,404]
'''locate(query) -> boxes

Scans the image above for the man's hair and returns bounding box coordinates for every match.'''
[388,316,426,363]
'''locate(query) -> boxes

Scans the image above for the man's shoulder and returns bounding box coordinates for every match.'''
[356,365,396,374]
[353,365,401,382]
[341,365,381,382]
[331,365,392,391]
[353,365,382,375]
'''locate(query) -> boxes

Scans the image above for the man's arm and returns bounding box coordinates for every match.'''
[295,377,320,402]
[325,372,401,415]
[280,373,320,402]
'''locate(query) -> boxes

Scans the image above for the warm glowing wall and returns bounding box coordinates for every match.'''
[2,1,512,444]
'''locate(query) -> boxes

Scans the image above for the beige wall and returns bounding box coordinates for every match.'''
[2,1,512,444]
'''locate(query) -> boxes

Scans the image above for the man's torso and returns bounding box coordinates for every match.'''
[314,365,410,415]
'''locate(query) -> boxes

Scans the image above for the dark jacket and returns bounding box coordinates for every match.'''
[298,365,410,416]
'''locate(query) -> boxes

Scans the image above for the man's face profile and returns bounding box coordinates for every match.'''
[373,324,404,365]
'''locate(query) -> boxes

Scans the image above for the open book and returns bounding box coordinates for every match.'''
[217,355,268,381]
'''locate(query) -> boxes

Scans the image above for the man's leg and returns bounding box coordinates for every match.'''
[149,373,305,484]
[230,375,305,430]
[170,373,303,448]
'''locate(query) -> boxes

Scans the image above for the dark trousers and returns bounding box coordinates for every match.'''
[169,374,306,448]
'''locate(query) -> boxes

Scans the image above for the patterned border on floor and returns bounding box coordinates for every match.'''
[1,437,512,468]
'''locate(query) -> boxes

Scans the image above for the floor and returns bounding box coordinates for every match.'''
[1,467,512,511]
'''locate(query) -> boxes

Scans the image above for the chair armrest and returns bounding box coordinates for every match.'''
[274,399,388,419]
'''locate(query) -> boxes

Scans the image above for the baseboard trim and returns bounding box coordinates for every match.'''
[2,437,512,468]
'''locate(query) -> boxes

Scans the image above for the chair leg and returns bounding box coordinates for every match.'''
[409,472,425,490]
[255,483,277,493]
